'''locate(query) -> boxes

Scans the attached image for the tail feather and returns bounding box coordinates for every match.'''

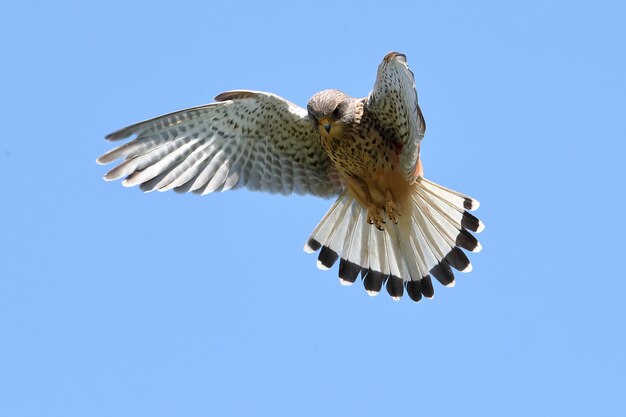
[418,181,485,233]
[304,194,346,254]
[363,270,385,295]
[411,199,453,270]
[386,276,405,300]
[386,225,407,280]
[420,178,480,211]
[338,259,361,285]
[407,206,442,280]
[338,206,365,283]
[305,177,483,302]
[317,246,339,270]
[420,275,435,298]
[406,280,423,302]
[430,262,455,287]
[398,220,428,287]
[336,207,369,286]
[340,206,371,278]
[413,187,482,253]
[367,224,384,277]
[324,198,356,267]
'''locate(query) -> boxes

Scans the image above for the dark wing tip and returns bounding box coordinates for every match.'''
[96,148,122,165]
[105,127,135,142]
[95,155,109,165]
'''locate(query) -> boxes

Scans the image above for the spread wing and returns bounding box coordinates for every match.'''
[365,52,426,180]
[97,90,343,197]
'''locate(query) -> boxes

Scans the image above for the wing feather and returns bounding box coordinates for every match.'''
[365,52,425,180]
[98,90,343,198]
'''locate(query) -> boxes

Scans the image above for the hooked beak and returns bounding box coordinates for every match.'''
[319,118,332,134]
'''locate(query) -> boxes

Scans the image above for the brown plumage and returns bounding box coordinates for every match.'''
[307,89,409,229]
[98,52,483,302]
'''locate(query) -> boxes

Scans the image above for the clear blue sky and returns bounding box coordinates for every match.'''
[1,1,625,416]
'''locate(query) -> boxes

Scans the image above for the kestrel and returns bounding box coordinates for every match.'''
[98,52,483,302]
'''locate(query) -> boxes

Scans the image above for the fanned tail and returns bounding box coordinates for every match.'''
[304,177,484,302]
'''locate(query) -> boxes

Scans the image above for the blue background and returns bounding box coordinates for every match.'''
[2,1,625,416]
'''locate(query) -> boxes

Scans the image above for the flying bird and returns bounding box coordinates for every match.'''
[97,52,483,302]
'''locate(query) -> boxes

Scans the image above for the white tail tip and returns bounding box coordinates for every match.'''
[339,278,354,286]
[316,260,331,270]
[474,241,483,253]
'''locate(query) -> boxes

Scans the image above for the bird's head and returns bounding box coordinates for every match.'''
[307,89,353,137]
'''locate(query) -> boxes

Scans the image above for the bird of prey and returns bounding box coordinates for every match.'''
[97,52,483,302]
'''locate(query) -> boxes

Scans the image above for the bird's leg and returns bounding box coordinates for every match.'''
[385,189,399,224]
[344,174,386,230]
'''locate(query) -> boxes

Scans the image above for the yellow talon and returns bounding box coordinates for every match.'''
[367,204,385,231]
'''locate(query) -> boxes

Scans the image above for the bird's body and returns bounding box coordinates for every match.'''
[313,97,410,227]
[98,52,483,302]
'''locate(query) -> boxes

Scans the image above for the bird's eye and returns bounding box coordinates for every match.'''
[308,111,318,123]
[332,106,341,118]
